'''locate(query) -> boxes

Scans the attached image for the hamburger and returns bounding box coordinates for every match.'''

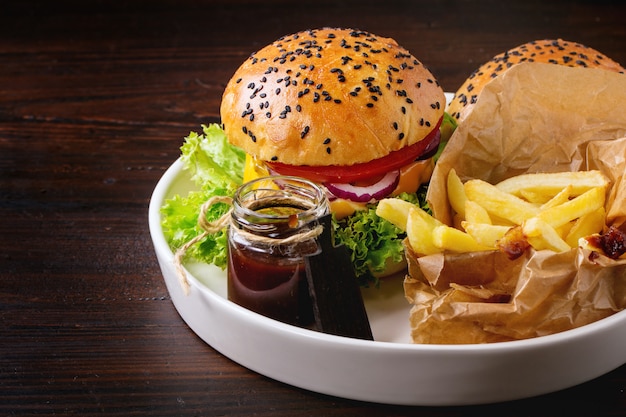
[447,39,625,123]
[162,28,452,285]
[220,28,446,220]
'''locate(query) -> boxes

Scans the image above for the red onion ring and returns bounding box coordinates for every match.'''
[324,170,400,203]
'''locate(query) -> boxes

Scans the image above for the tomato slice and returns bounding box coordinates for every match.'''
[266,117,442,183]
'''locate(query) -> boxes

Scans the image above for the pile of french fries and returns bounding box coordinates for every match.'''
[377,169,610,259]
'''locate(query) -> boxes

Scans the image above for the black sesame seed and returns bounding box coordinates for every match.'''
[271,156,278,161]
[301,125,310,139]
[401,106,406,114]
[392,122,398,130]
[296,104,302,112]
[242,126,248,134]
[366,103,374,108]
[406,98,413,104]
[334,99,342,104]
[398,132,405,140]
[323,138,331,144]
[326,147,331,154]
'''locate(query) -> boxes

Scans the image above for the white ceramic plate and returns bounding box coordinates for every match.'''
[149,157,626,406]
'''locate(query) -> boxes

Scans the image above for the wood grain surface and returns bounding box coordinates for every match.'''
[1,1,625,415]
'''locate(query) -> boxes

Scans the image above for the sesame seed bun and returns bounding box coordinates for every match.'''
[221,28,445,167]
[448,39,625,122]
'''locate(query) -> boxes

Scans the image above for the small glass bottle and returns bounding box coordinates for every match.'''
[227,176,330,327]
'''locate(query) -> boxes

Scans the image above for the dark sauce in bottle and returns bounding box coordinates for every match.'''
[228,242,314,326]
[227,177,328,327]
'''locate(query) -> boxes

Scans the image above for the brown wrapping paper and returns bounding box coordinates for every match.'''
[405,62,626,344]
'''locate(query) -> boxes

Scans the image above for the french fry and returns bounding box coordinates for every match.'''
[464,179,539,224]
[495,170,609,197]
[540,185,572,210]
[406,207,442,255]
[536,186,606,229]
[432,224,494,253]
[375,198,416,231]
[464,200,492,224]
[461,222,510,247]
[565,206,606,247]
[377,168,610,261]
[519,189,554,205]
[447,168,467,219]
[522,217,571,252]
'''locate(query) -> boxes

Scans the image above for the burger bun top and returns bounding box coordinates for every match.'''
[221,28,445,167]
[448,39,625,122]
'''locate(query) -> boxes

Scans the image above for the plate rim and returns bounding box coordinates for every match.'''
[149,147,626,406]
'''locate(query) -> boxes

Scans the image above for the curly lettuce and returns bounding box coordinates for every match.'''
[333,189,430,287]
[160,124,245,268]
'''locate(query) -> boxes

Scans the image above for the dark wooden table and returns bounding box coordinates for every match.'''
[2,1,625,415]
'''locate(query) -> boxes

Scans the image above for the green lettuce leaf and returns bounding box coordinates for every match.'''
[180,123,245,189]
[160,123,245,269]
[332,188,430,287]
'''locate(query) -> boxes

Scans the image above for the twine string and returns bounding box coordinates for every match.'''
[173,194,324,295]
